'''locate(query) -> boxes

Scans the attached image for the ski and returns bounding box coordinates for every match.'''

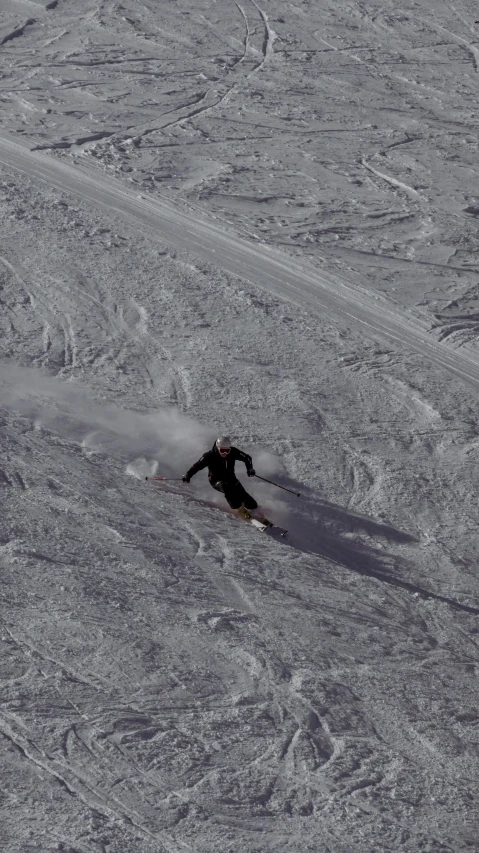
[248,516,270,532]
[238,509,287,537]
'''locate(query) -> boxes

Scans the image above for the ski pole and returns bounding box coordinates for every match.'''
[145,476,184,481]
[254,474,301,497]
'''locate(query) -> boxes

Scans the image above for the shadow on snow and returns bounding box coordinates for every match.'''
[279,492,479,617]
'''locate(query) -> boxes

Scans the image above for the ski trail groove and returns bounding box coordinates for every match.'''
[0,712,186,852]
[4,626,111,690]
[250,0,276,68]
[361,156,422,201]
[414,13,479,71]
[235,3,251,66]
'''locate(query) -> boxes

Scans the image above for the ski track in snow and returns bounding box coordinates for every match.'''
[2,132,479,395]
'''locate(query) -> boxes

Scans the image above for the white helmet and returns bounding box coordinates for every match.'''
[215,435,232,451]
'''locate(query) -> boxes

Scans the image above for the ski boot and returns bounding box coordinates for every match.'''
[249,507,273,528]
[236,505,252,520]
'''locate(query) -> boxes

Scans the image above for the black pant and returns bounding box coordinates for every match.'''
[210,478,257,511]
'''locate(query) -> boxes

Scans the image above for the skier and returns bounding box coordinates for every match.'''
[182,436,260,519]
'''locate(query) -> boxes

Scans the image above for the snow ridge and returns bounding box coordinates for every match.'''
[2,133,479,397]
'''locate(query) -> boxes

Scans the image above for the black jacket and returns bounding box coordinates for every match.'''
[186,444,253,485]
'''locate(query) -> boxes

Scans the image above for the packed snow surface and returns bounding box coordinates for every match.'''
[1,2,479,852]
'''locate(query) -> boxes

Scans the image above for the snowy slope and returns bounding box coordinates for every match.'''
[1,2,479,853]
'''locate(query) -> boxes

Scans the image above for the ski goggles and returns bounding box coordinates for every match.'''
[218,447,231,455]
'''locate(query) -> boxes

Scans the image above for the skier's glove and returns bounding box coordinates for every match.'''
[247,469,255,477]
[182,474,190,483]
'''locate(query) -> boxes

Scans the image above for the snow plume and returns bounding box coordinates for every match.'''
[0,363,214,476]
[1,364,288,509]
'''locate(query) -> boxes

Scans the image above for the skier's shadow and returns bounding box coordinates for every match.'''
[306,497,416,543]
[275,493,417,578]
[273,492,479,615]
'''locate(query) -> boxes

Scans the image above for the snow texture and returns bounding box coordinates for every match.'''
[1,2,479,852]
